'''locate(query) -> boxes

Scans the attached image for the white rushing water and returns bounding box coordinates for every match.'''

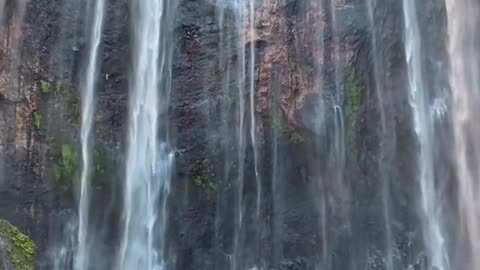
[445,0,480,269]
[402,1,449,269]
[117,0,174,269]
[76,0,105,269]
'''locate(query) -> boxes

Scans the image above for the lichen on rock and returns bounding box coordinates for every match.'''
[0,219,36,270]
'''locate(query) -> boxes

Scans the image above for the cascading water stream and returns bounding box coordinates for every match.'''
[445,0,480,269]
[118,0,175,269]
[75,0,105,268]
[231,0,247,269]
[248,0,260,226]
[403,1,449,269]
[366,1,394,269]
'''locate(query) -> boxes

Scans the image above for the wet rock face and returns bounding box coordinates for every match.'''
[0,0,448,269]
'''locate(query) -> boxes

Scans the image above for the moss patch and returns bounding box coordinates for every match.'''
[344,71,365,124]
[344,70,366,150]
[0,219,35,270]
[54,143,79,195]
[192,175,216,192]
[40,81,52,94]
[289,131,305,144]
[54,143,111,196]
[32,111,42,130]
[55,82,64,94]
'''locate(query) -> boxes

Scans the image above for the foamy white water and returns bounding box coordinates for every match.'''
[117,0,175,269]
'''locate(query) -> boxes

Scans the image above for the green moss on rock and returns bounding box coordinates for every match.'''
[289,131,305,144]
[40,81,52,94]
[192,175,216,192]
[344,71,365,123]
[54,143,111,195]
[54,143,79,195]
[55,82,64,94]
[32,111,42,130]
[344,70,366,151]
[0,219,35,270]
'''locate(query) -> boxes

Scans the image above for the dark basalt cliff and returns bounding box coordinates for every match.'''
[0,0,451,269]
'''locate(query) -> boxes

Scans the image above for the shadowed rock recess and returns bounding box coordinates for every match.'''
[0,0,474,269]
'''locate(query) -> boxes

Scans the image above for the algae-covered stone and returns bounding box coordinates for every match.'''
[0,219,36,270]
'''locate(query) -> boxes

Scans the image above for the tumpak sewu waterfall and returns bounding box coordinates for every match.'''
[1,0,480,270]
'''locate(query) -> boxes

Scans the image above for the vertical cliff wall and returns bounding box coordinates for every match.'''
[0,0,452,269]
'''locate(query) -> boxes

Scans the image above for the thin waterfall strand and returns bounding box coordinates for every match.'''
[76,0,105,269]
[232,0,247,269]
[403,1,449,269]
[248,0,260,224]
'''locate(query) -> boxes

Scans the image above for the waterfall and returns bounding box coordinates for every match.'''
[445,0,480,269]
[366,1,394,269]
[248,0,260,227]
[75,0,105,268]
[117,0,175,269]
[403,1,449,269]
[231,0,248,269]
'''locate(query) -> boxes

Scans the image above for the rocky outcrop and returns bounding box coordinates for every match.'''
[0,219,36,270]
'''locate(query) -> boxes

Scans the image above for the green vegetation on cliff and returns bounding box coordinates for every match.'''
[0,219,36,270]
[40,81,52,94]
[54,143,79,194]
[272,114,306,145]
[193,175,216,192]
[344,70,366,151]
[345,71,365,123]
[54,143,109,195]
[290,131,306,144]
[32,111,42,130]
